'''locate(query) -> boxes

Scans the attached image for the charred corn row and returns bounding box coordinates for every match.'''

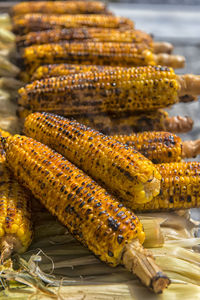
[75,111,194,135]
[132,162,200,212]
[4,134,170,293]
[21,42,184,74]
[12,1,108,16]
[24,112,161,204]
[16,28,152,48]
[113,131,200,163]
[19,66,198,115]
[12,14,133,35]
[31,64,125,81]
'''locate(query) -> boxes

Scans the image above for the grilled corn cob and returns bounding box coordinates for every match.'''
[21,42,184,74]
[24,112,161,204]
[16,108,194,135]
[31,64,123,81]
[12,1,108,16]
[16,28,173,54]
[132,162,200,212]
[75,111,194,135]
[3,134,170,293]
[18,67,199,115]
[17,28,151,48]
[12,14,133,35]
[0,130,32,261]
[112,131,200,163]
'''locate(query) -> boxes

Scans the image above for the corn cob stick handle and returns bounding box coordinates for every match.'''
[3,134,169,293]
[154,53,185,69]
[164,115,193,133]
[153,42,173,54]
[178,74,200,97]
[123,240,170,293]
[182,139,200,158]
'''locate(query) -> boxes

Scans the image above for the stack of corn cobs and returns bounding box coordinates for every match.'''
[1,0,200,294]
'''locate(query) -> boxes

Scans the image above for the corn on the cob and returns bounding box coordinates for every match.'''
[31,64,123,81]
[132,162,200,212]
[12,1,108,16]
[16,107,194,135]
[0,130,32,261]
[3,134,169,293]
[12,14,133,35]
[16,28,173,54]
[21,42,184,75]
[112,131,200,164]
[24,112,161,204]
[18,67,199,115]
[75,111,194,135]
[17,28,152,48]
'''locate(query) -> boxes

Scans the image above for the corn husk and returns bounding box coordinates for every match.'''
[0,14,12,31]
[0,56,19,77]
[0,28,15,44]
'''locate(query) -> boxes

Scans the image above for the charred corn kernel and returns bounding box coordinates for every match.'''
[0,129,11,162]
[75,110,193,135]
[31,64,123,81]
[112,131,182,164]
[4,133,144,266]
[12,1,108,16]
[4,134,170,292]
[24,112,161,204]
[19,66,179,114]
[131,162,200,211]
[0,158,32,260]
[21,42,155,74]
[17,28,153,49]
[13,14,133,35]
